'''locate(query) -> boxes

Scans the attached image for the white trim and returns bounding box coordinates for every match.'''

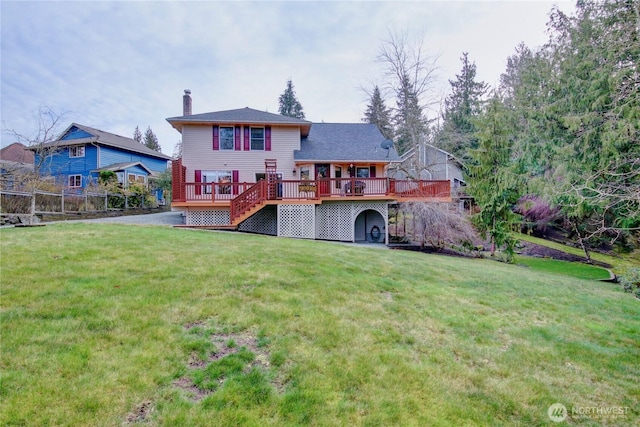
[69,145,85,158]
[68,174,82,187]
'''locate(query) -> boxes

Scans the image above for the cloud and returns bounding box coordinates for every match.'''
[1,0,575,155]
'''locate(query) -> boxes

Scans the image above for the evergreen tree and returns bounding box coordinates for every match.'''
[438,52,488,163]
[499,44,562,184]
[543,1,640,250]
[143,126,162,152]
[394,72,427,155]
[278,79,305,119]
[362,85,393,139]
[466,96,521,261]
[133,126,142,144]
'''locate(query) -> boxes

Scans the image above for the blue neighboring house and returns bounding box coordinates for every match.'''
[34,123,171,200]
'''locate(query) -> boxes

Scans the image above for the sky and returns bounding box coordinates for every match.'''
[1,0,576,156]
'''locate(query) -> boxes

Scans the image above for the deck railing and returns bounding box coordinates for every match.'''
[176,182,254,202]
[230,180,267,222]
[174,178,450,204]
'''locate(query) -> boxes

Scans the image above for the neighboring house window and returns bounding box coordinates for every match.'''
[116,172,124,185]
[220,126,234,150]
[69,145,85,158]
[68,174,82,187]
[356,167,370,178]
[250,127,264,150]
[127,173,147,186]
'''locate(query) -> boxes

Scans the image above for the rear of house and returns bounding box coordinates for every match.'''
[168,91,451,243]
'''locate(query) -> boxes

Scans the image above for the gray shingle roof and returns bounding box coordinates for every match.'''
[42,123,172,160]
[92,161,153,174]
[295,123,400,163]
[167,107,312,135]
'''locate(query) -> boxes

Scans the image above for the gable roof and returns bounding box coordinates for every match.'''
[295,123,400,163]
[37,123,171,160]
[166,107,312,136]
[1,142,34,164]
[92,161,154,175]
[401,143,465,168]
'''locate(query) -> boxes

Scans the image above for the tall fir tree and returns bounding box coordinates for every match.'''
[362,85,393,139]
[133,126,143,144]
[498,43,561,184]
[278,79,306,119]
[393,72,427,156]
[543,0,640,250]
[466,96,521,261]
[143,126,162,152]
[438,52,488,163]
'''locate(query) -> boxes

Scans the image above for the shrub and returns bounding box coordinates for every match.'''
[397,202,479,250]
[515,194,560,236]
[620,268,640,299]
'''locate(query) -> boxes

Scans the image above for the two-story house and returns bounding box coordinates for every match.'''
[168,91,451,243]
[33,123,171,198]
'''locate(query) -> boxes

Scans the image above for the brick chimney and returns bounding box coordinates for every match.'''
[183,89,192,116]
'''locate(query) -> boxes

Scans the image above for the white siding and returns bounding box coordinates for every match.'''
[181,125,301,182]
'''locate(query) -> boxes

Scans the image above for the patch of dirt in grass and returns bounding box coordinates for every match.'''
[172,377,210,402]
[184,320,206,330]
[174,326,282,402]
[208,332,269,366]
[124,399,153,424]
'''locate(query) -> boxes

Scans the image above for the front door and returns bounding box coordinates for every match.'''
[315,164,330,196]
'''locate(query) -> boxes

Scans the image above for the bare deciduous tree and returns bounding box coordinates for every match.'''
[398,202,478,250]
[2,106,69,176]
[376,29,440,156]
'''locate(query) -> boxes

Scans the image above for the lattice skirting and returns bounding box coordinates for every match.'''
[180,202,388,243]
[239,205,277,235]
[277,204,316,239]
[315,201,388,242]
[185,208,230,226]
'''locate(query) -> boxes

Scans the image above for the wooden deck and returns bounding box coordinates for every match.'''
[172,177,451,225]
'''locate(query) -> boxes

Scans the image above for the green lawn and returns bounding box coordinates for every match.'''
[1,224,638,426]
[515,256,613,281]
[515,232,640,275]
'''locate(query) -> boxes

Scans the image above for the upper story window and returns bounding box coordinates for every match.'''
[250,127,264,150]
[220,126,234,150]
[69,145,85,158]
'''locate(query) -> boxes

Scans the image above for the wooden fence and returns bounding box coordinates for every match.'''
[0,189,156,218]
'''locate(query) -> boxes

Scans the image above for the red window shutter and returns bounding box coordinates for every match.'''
[244,127,250,151]
[265,126,272,151]
[195,169,202,195]
[212,126,219,150]
[232,170,239,195]
[234,126,241,151]
[369,166,376,177]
